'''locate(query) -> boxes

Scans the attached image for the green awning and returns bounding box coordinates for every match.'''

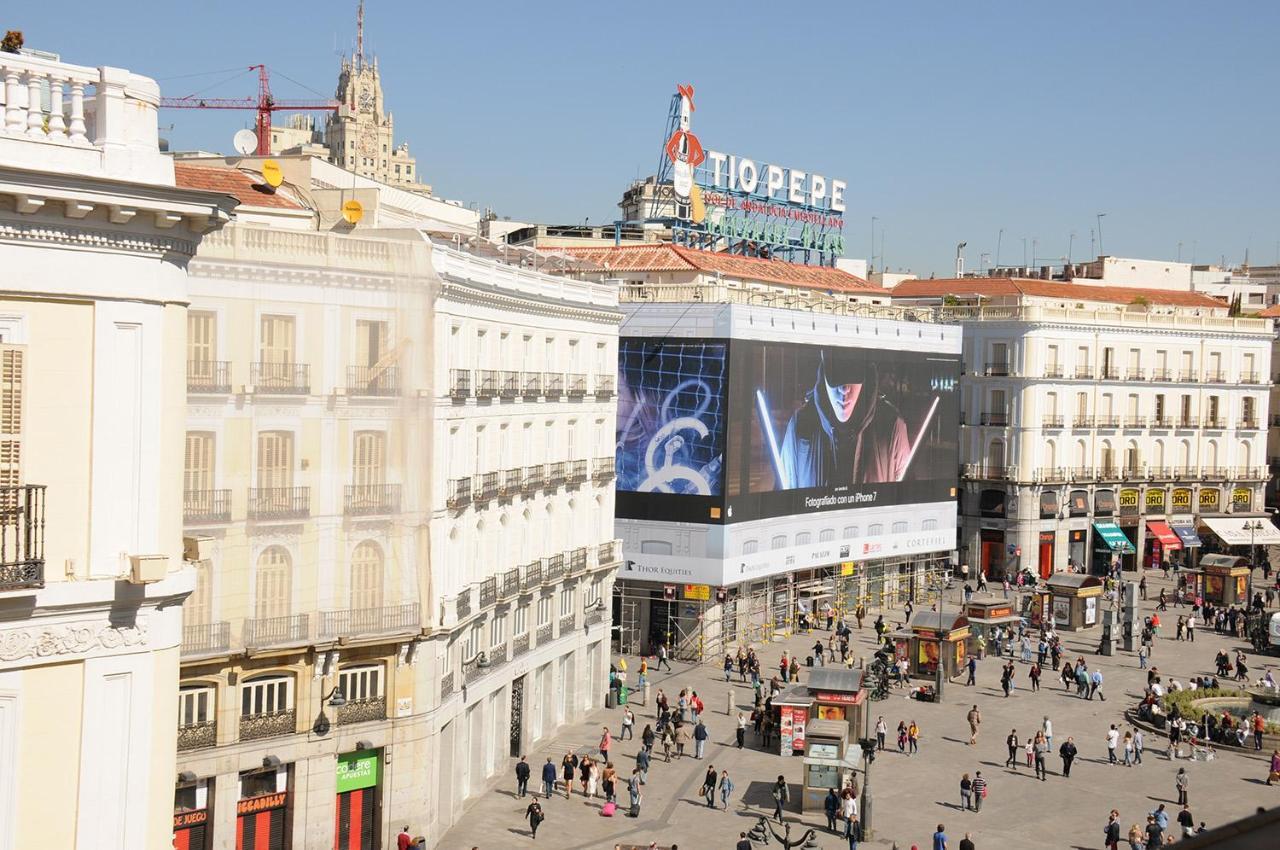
[1093,521,1135,552]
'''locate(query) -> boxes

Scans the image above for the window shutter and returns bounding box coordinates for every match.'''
[0,347,23,492]
[257,432,293,490]
[350,541,384,610]
[255,547,292,620]
[184,432,214,493]
[352,432,385,488]
[188,312,215,363]
[259,315,295,365]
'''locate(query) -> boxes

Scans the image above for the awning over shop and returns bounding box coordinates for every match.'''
[1170,523,1201,548]
[1202,517,1280,546]
[1093,521,1135,552]
[1146,520,1182,550]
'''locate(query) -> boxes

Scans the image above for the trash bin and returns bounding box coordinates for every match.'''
[619,685,629,706]
[606,690,617,709]
[806,655,814,667]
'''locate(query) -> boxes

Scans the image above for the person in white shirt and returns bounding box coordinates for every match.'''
[1106,725,1120,764]
[1151,681,1165,698]
[1043,717,1053,750]
[1169,679,1182,692]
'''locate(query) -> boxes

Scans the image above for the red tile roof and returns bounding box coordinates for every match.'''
[891,277,1226,309]
[559,244,875,293]
[173,164,304,210]
[1256,304,1280,318]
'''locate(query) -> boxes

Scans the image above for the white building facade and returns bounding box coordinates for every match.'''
[894,278,1273,579]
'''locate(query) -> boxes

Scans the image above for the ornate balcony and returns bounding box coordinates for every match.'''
[181,621,230,659]
[513,633,530,658]
[463,653,489,684]
[474,472,499,504]
[1237,418,1260,431]
[559,613,576,633]
[979,412,1009,426]
[566,373,588,398]
[566,460,588,486]
[570,547,588,575]
[501,468,523,499]
[544,372,564,398]
[522,561,543,590]
[1240,371,1260,385]
[1043,366,1064,379]
[0,484,46,590]
[536,623,554,645]
[962,464,1013,481]
[1100,368,1119,380]
[1202,466,1227,478]
[500,370,521,398]
[1070,467,1096,482]
[521,371,542,399]
[344,483,401,516]
[476,370,499,400]
[1096,466,1122,481]
[547,462,566,489]
[598,540,619,565]
[1150,417,1172,429]
[1096,416,1120,429]
[1073,415,1095,428]
[188,360,231,393]
[545,554,566,583]
[449,368,471,399]
[238,709,296,742]
[1150,369,1173,381]
[1148,467,1174,480]
[1176,417,1197,429]
[595,375,615,398]
[1180,370,1200,383]
[1074,367,1093,379]
[593,456,616,482]
[1202,417,1226,430]
[585,608,605,627]
[184,488,231,524]
[983,362,1011,377]
[250,362,310,395]
[177,720,217,751]
[1034,468,1067,484]
[523,464,544,494]
[247,487,309,520]
[1173,466,1199,480]
[502,567,521,599]
[1235,467,1266,480]
[479,577,498,608]
[440,672,455,699]
[317,603,420,640]
[1125,369,1146,381]
[337,696,387,725]
[447,477,473,510]
[243,614,311,649]
[1203,371,1225,383]
[347,365,399,397]
[1041,415,1064,429]
[456,588,473,620]
[489,643,509,668]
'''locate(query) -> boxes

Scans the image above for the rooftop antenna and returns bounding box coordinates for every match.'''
[356,0,365,69]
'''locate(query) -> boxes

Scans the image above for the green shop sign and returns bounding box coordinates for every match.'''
[336,750,380,793]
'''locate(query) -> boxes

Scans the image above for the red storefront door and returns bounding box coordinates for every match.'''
[1038,532,1055,580]
[236,793,288,850]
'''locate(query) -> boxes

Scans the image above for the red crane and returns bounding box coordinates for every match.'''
[160,65,339,156]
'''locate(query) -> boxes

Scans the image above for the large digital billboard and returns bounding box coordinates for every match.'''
[615,336,959,525]
[725,341,959,521]
[616,339,727,522]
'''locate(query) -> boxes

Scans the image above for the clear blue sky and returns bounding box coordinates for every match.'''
[15,1,1280,275]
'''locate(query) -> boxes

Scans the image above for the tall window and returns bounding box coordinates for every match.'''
[188,311,216,384]
[1243,397,1256,423]
[241,674,293,718]
[1045,344,1059,370]
[350,541,384,611]
[259,314,296,364]
[559,586,574,617]
[1180,395,1192,424]
[1075,392,1088,417]
[355,319,388,368]
[537,595,552,626]
[1180,351,1194,378]
[514,604,529,637]
[490,613,507,648]
[338,665,383,702]
[254,547,292,621]
[353,431,386,488]
[1100,444,1115,473]
[257,431,294,490]
[0,346,23,491]
[1155,394,1165,420]
[1102,347,1115,375]
[1207,395,1220,422]
[184,432,215,495]
[986,439,1005,476]
[184,558,213,627]
[178,684,215,728]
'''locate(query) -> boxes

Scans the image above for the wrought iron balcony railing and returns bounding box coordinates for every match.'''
[1100,368,1120,380]
[570,546,588,574]
[440,672,455,699]
[1177,417,1197,429]
[544,372,564,398]
[513,633,530,657]
[1041,415,1064,428]
[1095,415,1120,428]
[984,362,1011,377]
[242,614,311,649]
[1202,417,1226,430]
[347,365,399,397]
[1074,367,1093,379]
[502,567,521,599]
[597,540,619,565]
[456,588,473,620]
[1180,370,1200,383]
[536,623,554,645]
[1073,415,1095,428]
[447,477,473,510]
[545,554,566,583]
[1203,371,1225,383]
[501,468,523,498]
[521,371,541,398]
[594,375,615,398]
[449,368,471,399]
[1150,416,1172,429]
[523,464,544,494]
[566,460,588,485]
[547,462,566,489]
[250,361,310,395]
[522,561,543,589]
[474,472,499,504]
[479,577,498,608]
[1125,369,1146,381]
[177,720,217,751]
[476,370,499,400]
[337,696,387,725]
[1237,418,1259,430]
[593,456,616,481]
[1070,466,1096,482]
[317,603,420,640]
[1240,371,1260,385]
[500,370,521,398]
[1043,366,1063,379]
[187,360,231,393]
[181,621,230,658]
[247,487,309,520]
[979,412,1008,426]
[344,483,401,516]
[559,613,576,634]
[566,373,588,398]
[184,488,231,523]
[1034,468,1067,483]
[238,709,296,742]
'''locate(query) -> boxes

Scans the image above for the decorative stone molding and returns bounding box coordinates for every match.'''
[0,619,149,663]
[0,216,200,257]
[439,280,622,325]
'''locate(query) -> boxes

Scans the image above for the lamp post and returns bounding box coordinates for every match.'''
[1245,519,1264,572]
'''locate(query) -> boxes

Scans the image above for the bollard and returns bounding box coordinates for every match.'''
[643,682,650,707]
[726,689,734,715]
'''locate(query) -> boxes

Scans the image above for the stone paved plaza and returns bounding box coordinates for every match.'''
[440,570,1279,850]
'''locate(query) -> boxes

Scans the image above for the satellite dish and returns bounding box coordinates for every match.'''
[232,129,258,156]
[261,159,283,188]
[342,199,364,225]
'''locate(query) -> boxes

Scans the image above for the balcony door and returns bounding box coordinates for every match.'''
[254,546,292,621]
[185,431,215,497]
[188,311,217,384]
[259,314,296,365]
[350,540,384,611]
[257,431,294,490]
[356,320,388,368]
[0,346,23,491]
[353,431,386,489]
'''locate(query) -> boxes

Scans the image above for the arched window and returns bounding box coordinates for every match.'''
[843,526,859,540]
[922,518,938,531]
[1205,440,1219,471]
[818,529,835,543]
[338,663,384,703]
[178,683,216,729]
[742,539,759,555]
[240,673,294,718]
[771,535,787,550]
[795,532,812,546]
[891,521,908,534]
[1075,440,1087,469]
[1239,440,1252,472]
[351,541,384,611]
[1044,439,1057,471]
[255,546,292,620]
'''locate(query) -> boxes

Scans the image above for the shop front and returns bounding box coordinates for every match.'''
[1144,519,1182,570]
[1196,553,1252,606]
[1067,527,1088,573]
[1091,520,1134,574]
[1045,573,1104,631]
[173,778,212,850]
[964,594,1024,646]
[774,686,812,757]
[1036,529,1055,579]
[237,764,291,850]
[906,609,969,682]
[799,719,856,814]
[1202,516,1280,564]
[805,667,866,744]
[335,749,382,850]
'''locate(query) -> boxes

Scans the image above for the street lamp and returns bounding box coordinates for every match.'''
[1245,519,1264,571]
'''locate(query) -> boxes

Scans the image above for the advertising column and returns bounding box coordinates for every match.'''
[335,750,382,850]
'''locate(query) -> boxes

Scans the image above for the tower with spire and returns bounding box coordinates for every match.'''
[319,1,423,189]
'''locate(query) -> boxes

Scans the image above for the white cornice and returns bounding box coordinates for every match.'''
[0,214,202,257]
[439,279,622,325]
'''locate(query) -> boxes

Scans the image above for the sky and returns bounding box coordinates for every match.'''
[15,1,1280,276]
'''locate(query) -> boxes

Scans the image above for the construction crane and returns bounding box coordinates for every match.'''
[160,65,339,156]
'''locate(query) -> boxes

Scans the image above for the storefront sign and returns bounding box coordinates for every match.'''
[1199,488,1220,511]
[1231,488,1252,510]
[840,562,855,576]
[237,792,288,816]
[1171,488,1192,511]
[683,584,711,601]
[1095,489,1117,516]
[173,810,208,829]
[815,691,861,705]
[336,751,380,794]
[1145,489,1166,513]
[1118,488,1139,515]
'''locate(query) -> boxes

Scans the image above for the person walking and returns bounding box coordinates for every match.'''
[675,722,692,759]
[1091,668,1106,701]
[958,833,975,850]
[908,719,921,755]
[1059,736,1078,777]
[933,823,948,850]
[1033,734,1048,780]
[971,771,987,812]
[875,716,888,751]
[736,712,748,749]
[1133,728,1144,765]
[602,762,617,803]
[1042,716,1053,751]
[966,655,977,687]
[1107,725,1120,765]
[1104,810,1121,850]
[600,726,613,764]
[724,653,734,681]
[1175,767,1188,805]
[824,787,841,832]
[524,799,544,840]
[641,723,655,753]
[702,765,718,807]
[1122,731,1134,767]
[694,718,709,759]
[621,708,635,741]
[1177,804,1195,838]
[959,773,973,811]
[718,769,735,810]
[635,744,650,785]
[771,774,789,823]
[540,757,556,799]
[1005,729,1020,769]
[657,642,672,671]
[967,705,981,746]
[515,755,531,798]
[561,753,576,799]
[627,768,642,817]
